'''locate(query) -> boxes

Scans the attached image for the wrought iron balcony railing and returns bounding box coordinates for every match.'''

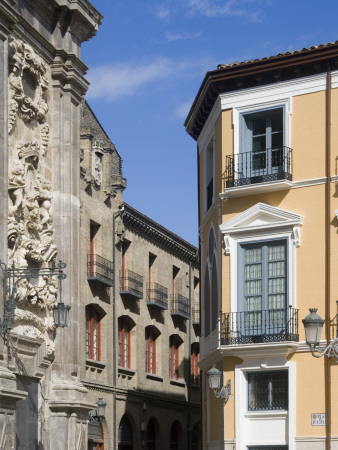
[171,294,190,319]
[220,307,299,345]
[224,146,292,189]
[192,304,200,324]
[87,254,114,287]
[146,282,168,310]
[120,269,143,299]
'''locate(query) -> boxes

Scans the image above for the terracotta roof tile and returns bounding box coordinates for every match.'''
[217,41,338,70]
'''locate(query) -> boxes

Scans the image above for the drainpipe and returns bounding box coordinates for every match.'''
[113,205,124,450]
[188,262,193,450]
[325,64,331,450]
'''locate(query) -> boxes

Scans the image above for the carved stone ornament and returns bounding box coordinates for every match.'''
[8,41,57,357]
[8,38,48,133]
[92,139,104,188]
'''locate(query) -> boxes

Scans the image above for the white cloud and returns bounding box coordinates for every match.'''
[164,31,202,42]
[153,0,265,23]
[154,6,171,19]
[175,100,194,119]
[86,57,212,102]
[185,0,263,22]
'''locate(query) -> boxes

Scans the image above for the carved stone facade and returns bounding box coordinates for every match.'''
[0,0,102,448]
[8,38,58,357]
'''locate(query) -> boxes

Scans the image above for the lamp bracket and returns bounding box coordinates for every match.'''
[0,259,67,337]
[88,412,103,424]
[310,338,338,360]
[212,379,232,404]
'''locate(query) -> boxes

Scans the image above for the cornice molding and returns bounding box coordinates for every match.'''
[122,203,199,267]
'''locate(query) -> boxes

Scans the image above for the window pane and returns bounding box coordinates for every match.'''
[245,263,262,279]
[245,248,262,264]
[253,136,266,153]
[253,117,266,135]
[272,131,283,149]
[268,244,285,261]
[271,110,283,132]
[268,261,285,277]
[245,280,262,296]
[248,371,288,411]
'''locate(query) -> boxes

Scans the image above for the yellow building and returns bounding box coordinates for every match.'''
[185,43,338,450]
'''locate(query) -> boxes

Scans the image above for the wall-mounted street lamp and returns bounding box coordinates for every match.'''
[89,398,107,423]
[206,364,231,404]
[0,260,70,335]
[302,307,338,360]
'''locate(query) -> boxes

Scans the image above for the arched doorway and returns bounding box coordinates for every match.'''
[170,421,182,450]
[118,415,133,450]
[146,418,157,450]
[191,422,200,450]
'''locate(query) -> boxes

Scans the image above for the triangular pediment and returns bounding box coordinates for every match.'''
[220,202,304,235]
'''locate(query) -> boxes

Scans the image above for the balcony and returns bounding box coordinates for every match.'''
[171,294,190,320]
[220,307,299,345]
[87,254,114,287]
[120,269,143,299]
[146,282,168,310]
[192,304,200,324]
[224,146,292,189]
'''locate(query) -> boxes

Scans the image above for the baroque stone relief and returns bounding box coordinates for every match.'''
[8,38,48,133]
[8,39,58,358]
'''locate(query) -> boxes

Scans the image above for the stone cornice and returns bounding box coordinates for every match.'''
[0,2,18,41]
[51,50,90,101]
[122,203,199,267]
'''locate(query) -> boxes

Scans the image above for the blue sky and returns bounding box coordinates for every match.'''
[83,0,338,246]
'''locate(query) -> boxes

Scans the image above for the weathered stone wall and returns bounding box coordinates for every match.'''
[0,1,102,448]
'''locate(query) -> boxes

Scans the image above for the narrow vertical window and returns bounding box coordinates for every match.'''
[118,318,131,369]
[145,327,158,375]
[148,253,156,300]
[191,343,200,385]
[86,308,101,361]
[169,336,180,380]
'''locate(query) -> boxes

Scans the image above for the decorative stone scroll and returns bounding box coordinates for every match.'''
[7,39,57,357]
[8,39,48,133]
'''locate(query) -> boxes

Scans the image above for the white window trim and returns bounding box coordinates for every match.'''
[220,202,304,314]
[233,97,291,159]
[235,355,296,450]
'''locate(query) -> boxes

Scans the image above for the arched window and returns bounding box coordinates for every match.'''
[191,343,200,385]
[145,326,160,375]
[169,335,183,380]
[170,421,182,450]
[118,415,133,450]
[204,227,218,336]
[146,418,156,450]
[86,306,104,361]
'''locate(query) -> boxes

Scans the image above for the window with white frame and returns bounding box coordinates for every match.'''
[238,106,287,181]
[247,371,288,411]
[238,239,287,336]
